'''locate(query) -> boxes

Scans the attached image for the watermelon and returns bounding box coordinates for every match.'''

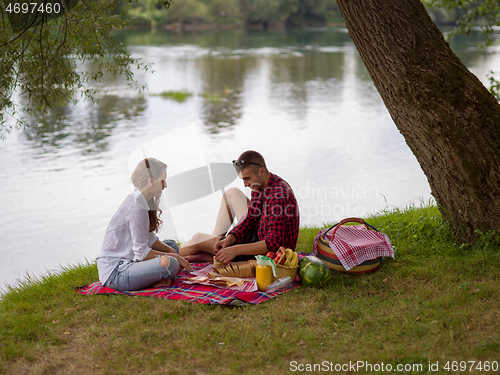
[298,256,331,287]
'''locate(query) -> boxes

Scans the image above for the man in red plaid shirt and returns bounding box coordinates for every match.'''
[215,151,300,263]
[180,151,300,263]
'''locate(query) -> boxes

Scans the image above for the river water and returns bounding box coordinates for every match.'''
[1,27,498,290]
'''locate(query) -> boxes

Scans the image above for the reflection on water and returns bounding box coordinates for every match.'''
[197,57,254,132]
[1,27,499,290]
[200,88,243,133]
[22,96,147,155]
[269,52,347,122]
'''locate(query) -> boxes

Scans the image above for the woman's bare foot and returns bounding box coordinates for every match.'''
[149,279,172,288]
[184,252,215,263]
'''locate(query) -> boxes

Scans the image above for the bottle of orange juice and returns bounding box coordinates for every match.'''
[255,255,278,291]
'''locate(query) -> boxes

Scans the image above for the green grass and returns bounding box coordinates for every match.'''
[1,204,499,374]
[149,90,193,102]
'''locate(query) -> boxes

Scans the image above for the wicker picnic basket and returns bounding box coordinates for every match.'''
[276,264,299,280]
[315,218,382,274]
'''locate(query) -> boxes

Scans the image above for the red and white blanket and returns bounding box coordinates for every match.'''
[314,225,394,271]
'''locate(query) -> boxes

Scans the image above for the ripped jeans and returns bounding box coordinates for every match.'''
[104,240,180,291]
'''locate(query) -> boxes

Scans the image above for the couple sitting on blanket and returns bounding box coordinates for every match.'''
[96,150,300,291]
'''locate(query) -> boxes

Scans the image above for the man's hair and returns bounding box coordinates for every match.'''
[238,150,268,173]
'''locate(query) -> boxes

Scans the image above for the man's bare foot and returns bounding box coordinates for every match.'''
[149,279,172,288]
[184,252,215,263]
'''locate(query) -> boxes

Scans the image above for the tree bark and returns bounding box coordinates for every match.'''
[336,0,500,243]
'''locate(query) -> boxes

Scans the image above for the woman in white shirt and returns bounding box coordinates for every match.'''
[96,158,191,291]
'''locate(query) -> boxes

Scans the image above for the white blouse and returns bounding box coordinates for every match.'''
[96,190,158,285]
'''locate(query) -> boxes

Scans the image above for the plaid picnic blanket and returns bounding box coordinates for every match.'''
[75,262,302,305]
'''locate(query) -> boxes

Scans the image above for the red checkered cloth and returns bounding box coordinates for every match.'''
[314,225,394,271]
[75,262,301,305]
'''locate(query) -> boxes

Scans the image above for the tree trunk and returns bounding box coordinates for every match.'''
[336,0,500,243]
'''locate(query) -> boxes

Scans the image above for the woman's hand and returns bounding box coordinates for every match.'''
[172,254,191,274]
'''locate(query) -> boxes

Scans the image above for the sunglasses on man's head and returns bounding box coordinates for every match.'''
[232,160,262,171]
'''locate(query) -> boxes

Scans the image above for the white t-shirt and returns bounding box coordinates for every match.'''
[96,190,159,284]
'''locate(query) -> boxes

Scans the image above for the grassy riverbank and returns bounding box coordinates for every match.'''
[1,204,499,374]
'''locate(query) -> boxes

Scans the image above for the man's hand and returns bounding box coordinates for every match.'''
[214,237,268,263]
[215,245,240,263]
[214,234,236,252]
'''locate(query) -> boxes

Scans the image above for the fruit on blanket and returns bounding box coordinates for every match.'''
[266,251,276,260]
[284,248,292,267]
[277,252,286,265]
[289,251,298,268]
[272,247,299,267]
[284,248,298,267]
[298,256,331,287]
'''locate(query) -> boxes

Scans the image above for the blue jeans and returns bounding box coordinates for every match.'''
[105,239,180,291]
[162,239,180,254]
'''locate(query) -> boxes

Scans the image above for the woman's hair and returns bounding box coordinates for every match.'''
[131,158,167,189]
[131,158,167,233]
[148,210,162,233]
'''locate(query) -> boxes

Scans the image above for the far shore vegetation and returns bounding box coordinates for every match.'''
[1,203,499,374]
[123,0,462,30]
